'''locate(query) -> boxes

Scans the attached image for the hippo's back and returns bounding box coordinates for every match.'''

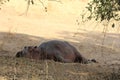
[39,40,75,55]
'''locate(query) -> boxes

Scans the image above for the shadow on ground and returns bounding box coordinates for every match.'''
[57,31,120,65]
[0,32,120,80]
[0,32,47,56]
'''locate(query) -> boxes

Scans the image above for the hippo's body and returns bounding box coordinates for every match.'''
[16,40,97,63]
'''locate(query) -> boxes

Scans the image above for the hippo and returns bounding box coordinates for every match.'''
[16,40,97,63]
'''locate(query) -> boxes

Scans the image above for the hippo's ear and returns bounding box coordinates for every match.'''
[34,46,37,48]
[28,46,31,49]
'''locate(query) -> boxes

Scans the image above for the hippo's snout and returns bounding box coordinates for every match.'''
[16,51,23,57]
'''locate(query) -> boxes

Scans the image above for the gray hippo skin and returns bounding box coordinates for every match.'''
[16,40,97,63]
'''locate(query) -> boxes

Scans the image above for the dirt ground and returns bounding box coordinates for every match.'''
[0,0,120,80]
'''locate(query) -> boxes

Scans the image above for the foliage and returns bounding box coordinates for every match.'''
[86,0,120,21]
[0,0,9,5]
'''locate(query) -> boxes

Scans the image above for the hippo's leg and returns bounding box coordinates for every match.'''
[75,55,89,64]
[87,59,98,63]
[54,53,73,63]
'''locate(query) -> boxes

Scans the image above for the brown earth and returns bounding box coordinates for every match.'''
[0,0,120,80]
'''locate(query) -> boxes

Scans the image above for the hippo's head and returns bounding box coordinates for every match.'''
[16,46,40,60]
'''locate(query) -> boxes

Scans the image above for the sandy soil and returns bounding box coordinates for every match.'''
[0,0,120,80]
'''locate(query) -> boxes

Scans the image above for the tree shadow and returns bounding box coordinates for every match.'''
[0,32,48,56]
[57,31,120,64]
[57,30,120,49]
[0,31,120,64]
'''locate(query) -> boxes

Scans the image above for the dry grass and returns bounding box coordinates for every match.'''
[0,56,120,80]
[0,0,120,80]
